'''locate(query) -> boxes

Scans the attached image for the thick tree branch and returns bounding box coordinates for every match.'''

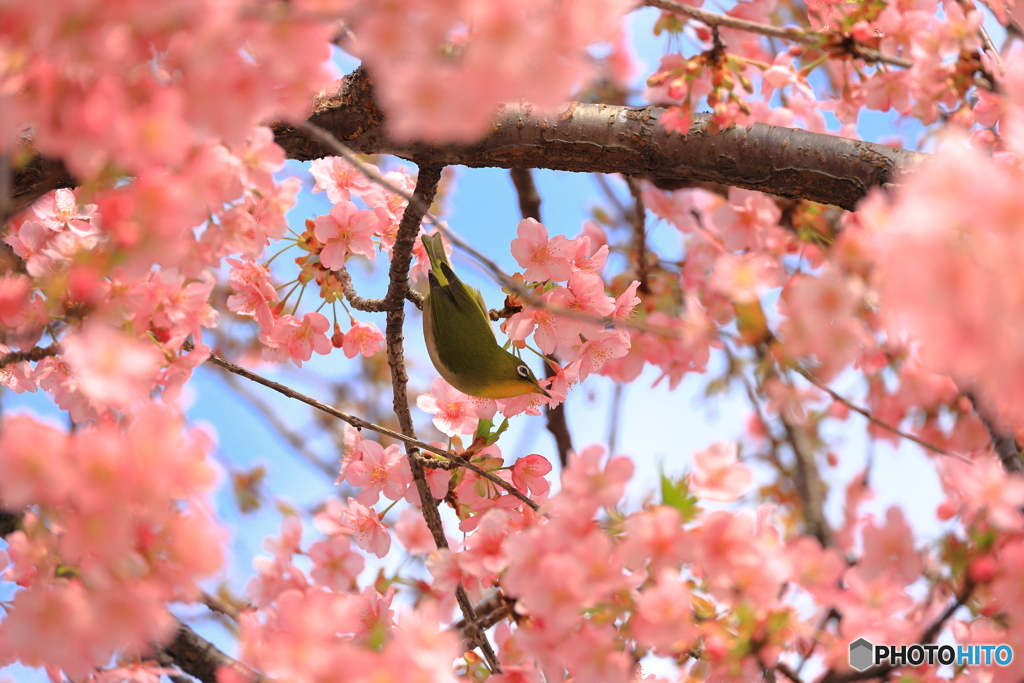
[269,69,925,212]
[3,152,76,220]
[9,69,927,221]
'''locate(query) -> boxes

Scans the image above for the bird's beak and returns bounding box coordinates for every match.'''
[536,385,552,398]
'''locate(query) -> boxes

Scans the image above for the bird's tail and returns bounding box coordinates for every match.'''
[421,232,450,285]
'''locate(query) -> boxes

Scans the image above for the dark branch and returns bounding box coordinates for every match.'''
[509,167,575,468]
[162,618,259,683]
[0,343,61,369]
[962,385,1023,473]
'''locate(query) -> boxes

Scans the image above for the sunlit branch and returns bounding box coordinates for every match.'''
[336,265,387,312]
[452,590,516,634]
[780,410,834,547]
[272,69,926,212]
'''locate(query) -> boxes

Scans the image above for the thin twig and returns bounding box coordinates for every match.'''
[183,340,538,511]
[780,413,833,547]
[794,365,972,463]
[642,0,913,68]
[755,347,833,547]
[221,371,337,478]
[624,176,650,294]
[200,591,241,624]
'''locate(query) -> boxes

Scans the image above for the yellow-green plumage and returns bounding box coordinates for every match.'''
[421,233,550,400]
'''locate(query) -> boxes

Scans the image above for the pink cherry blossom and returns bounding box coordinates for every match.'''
[394,508,436,555]
[426,549,467,594]
[310,156,380,203]
[571,327,631,381]
[630,569,699,655]
[416,377,495,436]
[261,312,332,366]
[226,257,278,330]
[510,218,575,282]
[561,445,634,511]
[688,441,753,502]
[711,187,782,251]
[345,440,412,505]
[708,253,785,304]
[309,536,365,591]
[937,453,1024,530]
[617,506,694,574]
[341,320,385,359]
[62,322,164,411]
[315,497,391,558]
[565,271,616,330]
[313,200,380,267]
[459,511,511,579]
[0,344,37,394]
[505,285,575,356]
[32,188,98,236]
[512,454,552,496]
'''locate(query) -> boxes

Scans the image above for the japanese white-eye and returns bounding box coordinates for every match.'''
[421,233,550,400]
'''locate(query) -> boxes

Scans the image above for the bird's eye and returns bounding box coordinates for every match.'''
[517,365,530,378]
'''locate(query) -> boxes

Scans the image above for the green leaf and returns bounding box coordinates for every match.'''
[473,417,511,446]
[660,467,699,522]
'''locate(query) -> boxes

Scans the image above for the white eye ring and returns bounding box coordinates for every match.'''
[517,365,530,378]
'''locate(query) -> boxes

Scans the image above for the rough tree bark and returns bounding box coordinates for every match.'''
[8,67,926,215]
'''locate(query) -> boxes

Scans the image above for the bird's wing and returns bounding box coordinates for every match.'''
[439,261,493,337]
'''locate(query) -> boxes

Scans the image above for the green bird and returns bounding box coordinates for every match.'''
[421,232,551,400]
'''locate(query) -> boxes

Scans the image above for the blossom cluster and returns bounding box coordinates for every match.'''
[232,439,1024,683]
[0,403,224,679]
